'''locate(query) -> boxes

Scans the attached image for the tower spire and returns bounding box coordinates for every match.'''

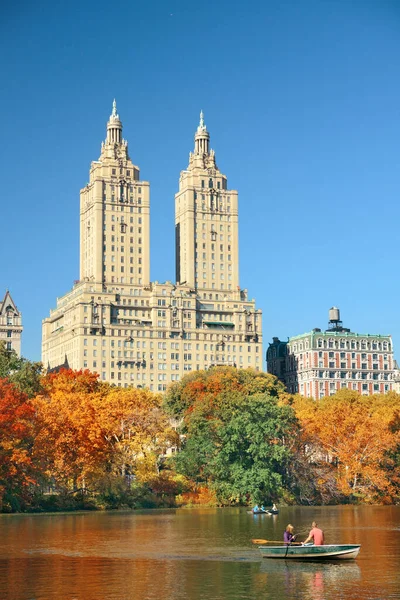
[199,110,205,130]
[111,99,119,119]
[106,99,122,144]
[194,109,210,155]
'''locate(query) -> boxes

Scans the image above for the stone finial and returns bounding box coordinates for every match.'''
[111,99,119,119]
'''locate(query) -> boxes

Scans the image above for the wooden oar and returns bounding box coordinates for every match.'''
[251,538,302,545]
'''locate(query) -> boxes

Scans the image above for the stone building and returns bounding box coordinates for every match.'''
[267,307,394,398]
[42,103,262,389]
[0,290,23,356]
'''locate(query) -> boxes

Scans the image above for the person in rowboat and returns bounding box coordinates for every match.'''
[253,504,259,513]
[283,524,297,544]
[302,521,325,546]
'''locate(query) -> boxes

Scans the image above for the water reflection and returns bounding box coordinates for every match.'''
[259,560,361,600]
[0,507,399,600]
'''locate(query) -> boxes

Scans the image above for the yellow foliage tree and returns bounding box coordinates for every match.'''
[293,390,400,502]
[93,387,179,484]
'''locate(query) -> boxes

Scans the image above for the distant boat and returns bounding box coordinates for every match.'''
[248,507,279,515]
[258,543,361,560]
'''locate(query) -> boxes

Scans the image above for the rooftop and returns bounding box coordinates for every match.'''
[289,330,392,342]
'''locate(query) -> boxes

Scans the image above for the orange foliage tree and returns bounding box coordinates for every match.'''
[32,369,109,492]
[165,366,288,418]
[33,369,179,498]
[292,390,400,503]
[0,379,36,510]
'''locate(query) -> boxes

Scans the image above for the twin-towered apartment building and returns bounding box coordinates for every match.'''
[42,103,262,389]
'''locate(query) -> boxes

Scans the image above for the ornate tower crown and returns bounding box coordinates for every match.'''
[106,99,122,144]
[194,109,210,155]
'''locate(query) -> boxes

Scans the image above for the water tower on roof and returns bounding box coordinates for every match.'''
[326,306,350,332]
[329,306,340,325]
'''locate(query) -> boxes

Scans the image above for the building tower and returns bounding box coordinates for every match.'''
[80,100,150,286]
[175,111,239,292]
[42,105,262,388]
[0,290,23,356]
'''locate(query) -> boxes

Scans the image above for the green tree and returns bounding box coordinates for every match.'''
[166,368,296,504]
[0,341,43,397]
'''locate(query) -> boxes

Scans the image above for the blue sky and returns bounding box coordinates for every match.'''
[1,0,400,363]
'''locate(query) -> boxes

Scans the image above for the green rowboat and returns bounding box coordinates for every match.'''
[258,544,360,560]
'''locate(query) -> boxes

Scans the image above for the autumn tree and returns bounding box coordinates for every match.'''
[93,387,178,484]
[0,379,36,511]
[32,369,109,493]
[164,367,297,504]
[164,366,288,417]
[292,390,400,503]
[33,370,179,504]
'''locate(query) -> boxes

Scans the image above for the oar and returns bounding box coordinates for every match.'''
[251,538,302,545]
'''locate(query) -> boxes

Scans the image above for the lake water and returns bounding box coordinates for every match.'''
[0,506,399,599]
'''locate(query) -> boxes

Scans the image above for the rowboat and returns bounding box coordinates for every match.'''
[247,508,279,515]
[258,544,360,560]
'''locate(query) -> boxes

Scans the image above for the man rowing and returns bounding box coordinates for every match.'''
[302,521,325,545]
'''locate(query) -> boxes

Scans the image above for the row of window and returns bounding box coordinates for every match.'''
[83,337,258,352]
[84,354,258,371]
[315,371,390,380]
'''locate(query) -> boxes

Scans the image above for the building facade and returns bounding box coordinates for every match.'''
[0,290,23,356]
[267,308,394,398]
[393,361,400,393]
[42,103,262,390]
